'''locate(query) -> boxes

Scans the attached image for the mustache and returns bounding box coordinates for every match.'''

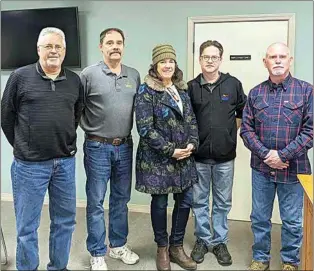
[110,50,121,55]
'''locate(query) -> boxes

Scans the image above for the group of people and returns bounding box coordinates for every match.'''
[1,26,312,271]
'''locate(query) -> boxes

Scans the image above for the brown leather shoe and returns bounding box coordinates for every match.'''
[156,246,171,271]
[169,245,197,270]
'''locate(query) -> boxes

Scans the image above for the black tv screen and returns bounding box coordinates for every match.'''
[1,7,81,69]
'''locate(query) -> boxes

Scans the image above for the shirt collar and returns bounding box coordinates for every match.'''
[200,73,220,86]
[268,73,292,92]
[36,61,66,81]
[101,61,128,77]
[200,74,207,85]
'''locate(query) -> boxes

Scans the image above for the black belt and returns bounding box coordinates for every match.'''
[86,134,130,146]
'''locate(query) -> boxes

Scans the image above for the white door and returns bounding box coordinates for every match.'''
[189,15,295,224]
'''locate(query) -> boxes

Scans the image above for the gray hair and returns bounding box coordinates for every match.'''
[265,42,290,57]
[37,27,66,47]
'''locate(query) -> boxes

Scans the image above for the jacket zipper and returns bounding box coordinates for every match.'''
[50,80,56,91]
[209,90,212,156]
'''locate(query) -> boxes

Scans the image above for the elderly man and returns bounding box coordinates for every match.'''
[80,28,140,270]
[1,27,83,270]
[240,42,313,271]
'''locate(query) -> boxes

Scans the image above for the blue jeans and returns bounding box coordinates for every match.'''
[151,187,192,247]
[11,157,76,271]
[251,169,304,265]
[84,139,133,256]
[192,160,234,247]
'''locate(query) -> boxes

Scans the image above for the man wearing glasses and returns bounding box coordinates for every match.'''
[1,27,83,270]
[187,40,247,266]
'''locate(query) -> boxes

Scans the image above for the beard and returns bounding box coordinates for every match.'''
[271,68,285,76]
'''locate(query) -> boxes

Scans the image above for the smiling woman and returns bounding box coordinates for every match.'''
[135,44,199,271]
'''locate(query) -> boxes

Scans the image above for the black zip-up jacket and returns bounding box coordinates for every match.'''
[188,73,247,162]
[1,62,84,161]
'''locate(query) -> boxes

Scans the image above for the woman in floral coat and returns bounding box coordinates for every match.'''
[135,44,199,271]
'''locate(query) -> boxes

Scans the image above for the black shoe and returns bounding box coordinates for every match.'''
[212,243,232,266]
[190,239,208,264]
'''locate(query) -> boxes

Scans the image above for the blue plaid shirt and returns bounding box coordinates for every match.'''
[240,74,313,183]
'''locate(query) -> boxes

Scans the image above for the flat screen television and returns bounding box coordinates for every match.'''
[1,7,81,70]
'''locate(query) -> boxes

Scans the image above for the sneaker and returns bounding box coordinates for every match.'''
[190,239,208,263]
[248,260,270,271]
[212,243,232,266]
[282,263,298,270]
[109,244,139,265]
[90,256,108,270]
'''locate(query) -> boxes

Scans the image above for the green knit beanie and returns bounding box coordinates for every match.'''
[152,44,176,65]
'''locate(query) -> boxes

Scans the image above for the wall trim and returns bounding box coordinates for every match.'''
[2,193,284,223]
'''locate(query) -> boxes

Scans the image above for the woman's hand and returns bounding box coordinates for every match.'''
[172,148,192,160]
[186,143,195,151]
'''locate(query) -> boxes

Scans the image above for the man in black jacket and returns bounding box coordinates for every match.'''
[1,27,84,271]
[188,40,247,266]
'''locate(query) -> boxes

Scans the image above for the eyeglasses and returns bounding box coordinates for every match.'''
[201,55,220,62]
[38,44,64,52]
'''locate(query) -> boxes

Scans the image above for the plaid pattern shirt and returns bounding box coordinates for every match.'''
[240,74,313,183]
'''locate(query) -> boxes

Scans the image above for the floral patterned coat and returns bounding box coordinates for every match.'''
[135,75,199,194]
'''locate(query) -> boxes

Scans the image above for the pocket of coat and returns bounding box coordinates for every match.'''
[253,101,269,123]
[211,128,236,157]
[282,101,303,126]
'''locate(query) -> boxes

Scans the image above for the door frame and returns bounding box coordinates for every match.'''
[187,13,296,81]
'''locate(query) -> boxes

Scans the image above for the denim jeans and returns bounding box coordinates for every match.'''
[151,187,192,247]
[84,139,133,256]
[251,169,304,265]
[192,159,234,247]
[11,157,76,271]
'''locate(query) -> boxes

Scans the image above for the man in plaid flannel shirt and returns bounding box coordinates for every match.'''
[240,42,313,271]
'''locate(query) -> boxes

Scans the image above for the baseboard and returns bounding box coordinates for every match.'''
[1,193,174,214]
[2,193,284,224]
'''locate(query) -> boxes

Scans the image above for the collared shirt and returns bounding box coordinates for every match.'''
[200,73,220,92]
[240,73,313,183]
[80,61,141,138]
